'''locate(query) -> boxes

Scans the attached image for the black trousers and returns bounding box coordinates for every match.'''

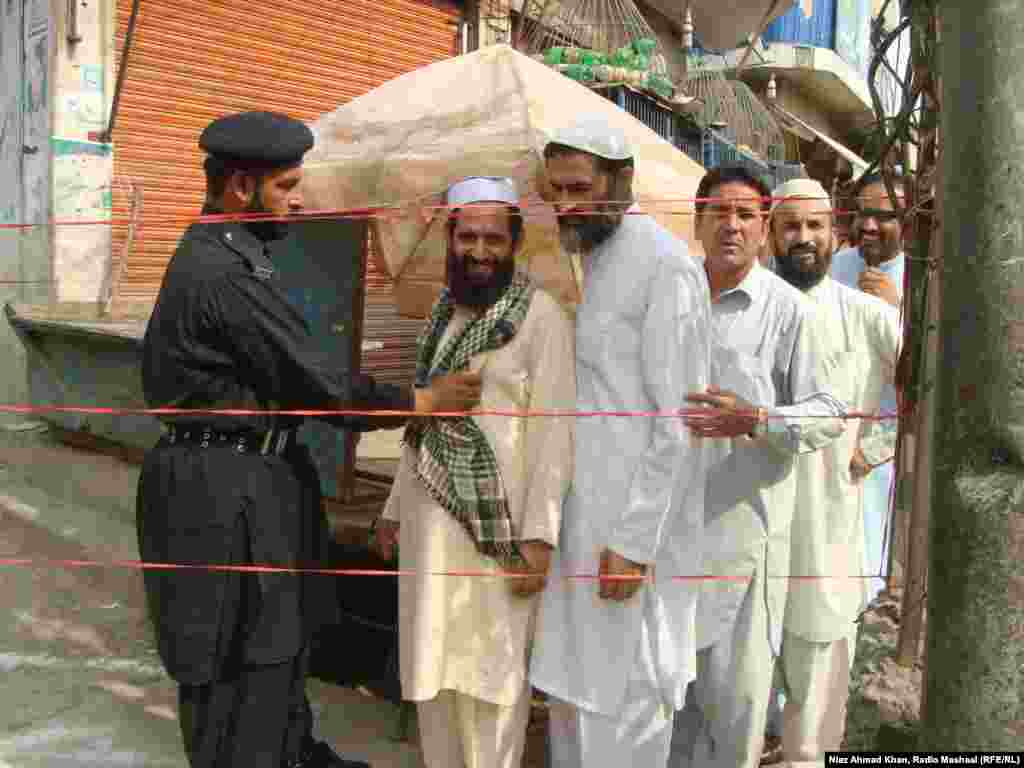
[178,646,313,768]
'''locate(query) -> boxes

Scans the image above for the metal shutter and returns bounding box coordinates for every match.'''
[111,0,461,302]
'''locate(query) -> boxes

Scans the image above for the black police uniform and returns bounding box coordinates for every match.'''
[136,112,408,768]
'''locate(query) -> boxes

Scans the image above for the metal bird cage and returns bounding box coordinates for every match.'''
[682,67,786,166]
[517,0,676,100]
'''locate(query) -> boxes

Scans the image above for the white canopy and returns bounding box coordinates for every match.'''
[301,44,707,317]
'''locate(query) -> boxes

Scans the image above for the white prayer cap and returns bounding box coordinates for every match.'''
[771,178,832,216]
[547,115,633,161]
[446,176,520,207]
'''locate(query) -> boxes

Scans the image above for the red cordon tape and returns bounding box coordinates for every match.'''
[0,195,903,230]
[0,404,898,421]
[0,558,882,581]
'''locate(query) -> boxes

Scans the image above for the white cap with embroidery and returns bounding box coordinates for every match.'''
[547,115,634,161]
[771,178,832,215]
[446,176,520,207]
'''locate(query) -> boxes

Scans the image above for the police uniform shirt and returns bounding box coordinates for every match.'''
[141,210,412,433]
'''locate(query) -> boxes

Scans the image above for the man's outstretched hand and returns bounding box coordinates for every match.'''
[684,386,765,439]
[415,371,483,414]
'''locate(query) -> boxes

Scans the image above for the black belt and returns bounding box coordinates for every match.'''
[164,425,294,456]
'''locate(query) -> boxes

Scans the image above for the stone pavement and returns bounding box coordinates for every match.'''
[0,421,424,768]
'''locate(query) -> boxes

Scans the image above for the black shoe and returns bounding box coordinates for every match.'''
[292,740,370,768]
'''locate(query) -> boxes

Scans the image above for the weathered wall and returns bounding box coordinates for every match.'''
[1,0,52,426]
[51,0,116,303]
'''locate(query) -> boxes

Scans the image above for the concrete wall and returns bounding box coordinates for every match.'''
[51,0,116,304]
[1,0,53,426]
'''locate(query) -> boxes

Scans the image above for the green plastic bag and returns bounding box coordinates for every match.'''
[632,37,656,56]
[647,74,674,99]
[610,46,636,67]
[544,47,564,66]
[633,54,650,71]
[563,63,595,82]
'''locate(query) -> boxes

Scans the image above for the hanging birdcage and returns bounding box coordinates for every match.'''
[518,0,677,102]
[682,66,786,165]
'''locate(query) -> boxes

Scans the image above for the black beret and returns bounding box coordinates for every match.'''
[198,111,314,171]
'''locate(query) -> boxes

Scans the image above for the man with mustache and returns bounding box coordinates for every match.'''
[137,111,482,768]
[768,179,901,761]
[830,172,906,601]
[529,116,713,768]
[669,167,846,768]
[371,176,575,768]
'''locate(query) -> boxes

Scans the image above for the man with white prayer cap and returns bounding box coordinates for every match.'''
[529,115,713,768]
[768,177,902,760]
[372,175,575,768]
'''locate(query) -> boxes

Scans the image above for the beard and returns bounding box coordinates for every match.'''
[557,174,631,255]
[243,187,293,242]
[558,211,622,254]
[775,242,829,290]
[447,248,516,309]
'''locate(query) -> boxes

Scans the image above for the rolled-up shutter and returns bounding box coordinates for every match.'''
[111,0,462,302]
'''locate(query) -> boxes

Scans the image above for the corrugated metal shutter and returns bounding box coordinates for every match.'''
[111,0,461,303]
[361,231,428,389]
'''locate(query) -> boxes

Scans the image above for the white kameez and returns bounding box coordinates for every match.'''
[779,276,901,760]
[381,287,575,714]
[830,247,906,599]
[670,265,846,768]
[530,214,712,763]
[784,276,901,640]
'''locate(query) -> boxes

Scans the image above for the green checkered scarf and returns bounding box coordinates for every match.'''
[403,273,535,569]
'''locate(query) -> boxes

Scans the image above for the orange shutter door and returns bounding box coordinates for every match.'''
[112,0,461,302]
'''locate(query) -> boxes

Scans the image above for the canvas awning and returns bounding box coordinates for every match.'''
[301,44,708,317]
[771,104,871,178]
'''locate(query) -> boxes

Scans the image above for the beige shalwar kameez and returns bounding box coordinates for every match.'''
[779,276,901,761]
[381,287,575,768]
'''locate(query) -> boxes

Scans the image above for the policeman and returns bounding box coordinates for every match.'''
[136,111,481,768]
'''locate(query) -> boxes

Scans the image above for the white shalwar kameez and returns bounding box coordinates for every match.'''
[779,276,901,760]
[381,287,575,768]
[529,214,712,768]
[830,248,905,599]
[669,264,846,768]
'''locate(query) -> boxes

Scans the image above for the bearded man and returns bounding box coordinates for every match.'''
[769,179,901,760]
[830,172,906,600]
[372,176,575,768]
[137,112,481,768]
[528,116,712,768]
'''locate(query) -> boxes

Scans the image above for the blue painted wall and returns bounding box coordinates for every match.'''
[762,0,837,50]
[761,0,873,77]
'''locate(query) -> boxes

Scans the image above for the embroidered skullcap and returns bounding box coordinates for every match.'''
[548,115,633,161]
[771,178,832,216]
[199,111,314,172]
[446,176,520,207]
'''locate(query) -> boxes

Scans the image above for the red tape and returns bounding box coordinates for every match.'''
[0,557,882,581]
[0,404,898,421]
[0,195,902,230]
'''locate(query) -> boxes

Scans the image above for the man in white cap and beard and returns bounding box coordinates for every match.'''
[767,178,902,760]
[529,116,713,767]
[372,176,575,768]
